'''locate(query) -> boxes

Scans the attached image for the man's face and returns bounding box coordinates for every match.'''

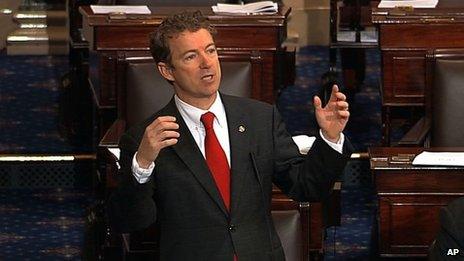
[159,29,221,105]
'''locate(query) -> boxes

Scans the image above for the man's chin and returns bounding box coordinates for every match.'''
[202,83,220,95]
[202,89,219,98]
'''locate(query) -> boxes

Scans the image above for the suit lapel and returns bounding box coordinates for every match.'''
[161,98,229,216]
[221,94,251,215]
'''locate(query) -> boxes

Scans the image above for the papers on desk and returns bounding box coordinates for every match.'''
[337,31,356,42]
[412,151,464,166]
[90,5,151,14]
[212,1,278,15]
[378,0,439,8]
[360,30,378,43]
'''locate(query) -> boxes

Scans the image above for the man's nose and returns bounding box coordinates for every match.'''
[199,52,213,68]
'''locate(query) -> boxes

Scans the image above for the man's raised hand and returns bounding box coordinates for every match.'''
[313,85,350,143]
[136,116,180,169]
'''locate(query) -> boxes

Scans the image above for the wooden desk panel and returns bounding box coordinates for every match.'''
[382,50,426,106]
[373,0,464,145]
[378,195,456,256]
[369,147,464,257]
[379,24,464,48]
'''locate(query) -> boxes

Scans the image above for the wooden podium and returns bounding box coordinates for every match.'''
[79,6,292,137]
[372,0,464,145]
[369,147,464,257]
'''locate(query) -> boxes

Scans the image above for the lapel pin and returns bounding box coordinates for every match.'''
[238,125,246,133]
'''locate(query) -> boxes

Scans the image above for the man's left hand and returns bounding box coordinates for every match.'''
[313,84,349,143]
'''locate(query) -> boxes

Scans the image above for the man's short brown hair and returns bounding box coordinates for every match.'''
[149,11,216,65]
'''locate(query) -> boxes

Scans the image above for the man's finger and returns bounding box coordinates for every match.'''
[329,85,339,102]
[148,116,177,128]
[156,121,179,131]
[159,131,180,140]
[313,95,322,110]
[335,91,346,101]
[337,101,349,110]
[158,115,177,122]
[339,110,350,118]
[159,138,178,149]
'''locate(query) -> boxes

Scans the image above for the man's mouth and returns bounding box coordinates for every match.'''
[201,74,215,82]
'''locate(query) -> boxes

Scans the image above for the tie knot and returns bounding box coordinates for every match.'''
[200,112,216,129]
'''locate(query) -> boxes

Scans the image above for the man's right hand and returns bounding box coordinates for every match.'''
[136,116,180,169]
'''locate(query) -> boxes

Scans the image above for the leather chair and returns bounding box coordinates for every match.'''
[99,51,335,260]
[398,48,464,147]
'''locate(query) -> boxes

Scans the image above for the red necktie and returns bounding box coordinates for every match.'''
[200,112,231,211]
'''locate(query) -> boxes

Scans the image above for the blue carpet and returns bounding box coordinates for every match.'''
[324,185,377,260]
[0,188,93,260]
[0,55,87,154]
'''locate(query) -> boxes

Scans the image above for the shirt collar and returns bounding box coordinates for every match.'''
[174,92,227,128]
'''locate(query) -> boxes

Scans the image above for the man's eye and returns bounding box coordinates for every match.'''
[185,54,196,61]
[207,48,217,54]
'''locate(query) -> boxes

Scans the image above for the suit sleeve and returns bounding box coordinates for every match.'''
[107,128,157,233]
[271,106,353,202]
[429,198,464,260]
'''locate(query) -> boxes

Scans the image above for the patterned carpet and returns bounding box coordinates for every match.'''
[0,46,381,259]
[0,188,92,260]
[0,54,90,154]
[0,54,65,153]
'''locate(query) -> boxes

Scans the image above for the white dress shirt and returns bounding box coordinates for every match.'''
[131,93,344,183]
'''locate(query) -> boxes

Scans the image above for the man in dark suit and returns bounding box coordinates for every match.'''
[429,197,464,260]
[111,11,352,260]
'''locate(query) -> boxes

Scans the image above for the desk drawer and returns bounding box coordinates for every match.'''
[378,195,460,257]
[374,170,464,193]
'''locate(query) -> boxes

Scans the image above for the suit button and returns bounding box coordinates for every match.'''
[229,224,236,232]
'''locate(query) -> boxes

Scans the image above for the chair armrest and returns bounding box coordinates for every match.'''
[99,119,126,148]
[271,187,310,261]
[397,117,431,146]
[98,119,126,189]
[70,29,89,50]
[121,226,158,259]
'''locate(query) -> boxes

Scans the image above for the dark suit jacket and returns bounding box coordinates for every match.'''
[109,94,352,261]
[429,197,464,260]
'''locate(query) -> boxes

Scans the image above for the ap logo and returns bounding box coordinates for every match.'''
[447,249,460,256]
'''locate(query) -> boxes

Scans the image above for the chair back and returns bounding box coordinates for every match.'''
[118,52,251,128]
[271,196,309,261]
[429,49,464,147]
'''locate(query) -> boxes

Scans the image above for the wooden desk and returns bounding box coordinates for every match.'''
[369,147,464,258]
[372,0,464,145]
[79,6,291,136]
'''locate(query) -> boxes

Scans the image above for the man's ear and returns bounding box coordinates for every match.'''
[157,62,175,82]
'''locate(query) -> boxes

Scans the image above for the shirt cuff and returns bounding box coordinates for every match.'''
[132,152,155,184]
[319,129,344,154]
